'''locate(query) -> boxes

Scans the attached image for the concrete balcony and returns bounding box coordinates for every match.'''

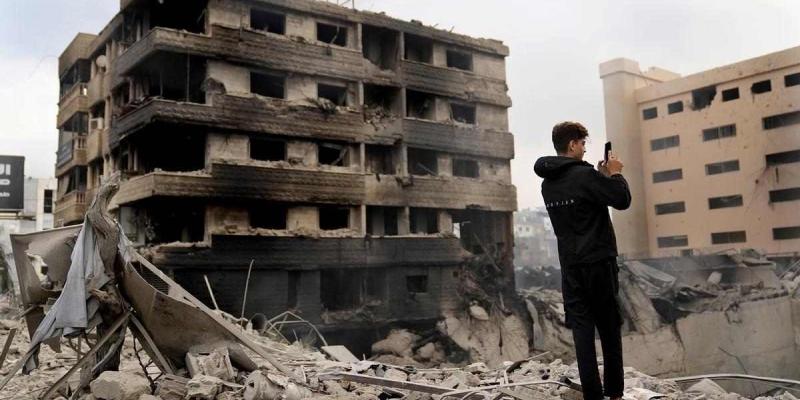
[87,72,109,106]
[57,83,88,128]
[55,136,87,176]
[365,174,517,212]
[54,190,87,227]
[111,26,510,106]
[85,128,105,162]
[112,162,365,206]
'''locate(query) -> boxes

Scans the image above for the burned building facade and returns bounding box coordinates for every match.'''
[54,0,516,337]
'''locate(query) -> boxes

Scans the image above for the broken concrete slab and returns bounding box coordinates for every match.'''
[89,371,150,400]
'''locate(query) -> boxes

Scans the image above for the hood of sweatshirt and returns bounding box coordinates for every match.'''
[534,156,587,179]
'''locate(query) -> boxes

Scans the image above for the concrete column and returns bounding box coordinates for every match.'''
[437,210,452,234]
[399,143,409,176]
[398,207,410,235]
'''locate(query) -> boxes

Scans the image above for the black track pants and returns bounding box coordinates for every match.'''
[561,258,624,400]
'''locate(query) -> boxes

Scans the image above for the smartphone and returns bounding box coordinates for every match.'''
[604,141,612,163]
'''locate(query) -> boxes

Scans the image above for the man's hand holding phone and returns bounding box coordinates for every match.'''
[598,141,624,177]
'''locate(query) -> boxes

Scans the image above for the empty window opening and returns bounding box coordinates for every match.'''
[751,79,772,94]
[318,142,348,166]
[702,124,736,141]
[251,72,285,99]
[134,126,206,172]
[763,110,800,130]
[408,148,438,176]
[655,201,685,215]
[705,160,739,175]
[657,235,688,248]
[364,84,401,115]
[446,50,473,71]
[642,107,657,120]
[318,83,348,106]
[148,0,206,34]
[251,204,288,229]
[250,9,285,34]
[450,103,476,124]
[59,59,90,97]
[43,189,54,214]
[250,138,286,161]
[722,87,740,102]
[135,53,206,103]
[362,25,399,70]
[711,231,747,245]
[786,72,800,87]
[146,202,205,244]
[320,268,385,311]
[652,168,682,183]
[651,135,680,151]
[287,270,300,309]
[774,226,800,240]
[317,22,347,46]
[404,33,433,63]
[453,158,479,178]
[365,145,395,174]
[767,150,800,166]
[319,206,349,230]
[691,86,716,110]
[410,208,438,234]
[708,194,743,209]
[62,166,87,194]
[667,101,683,114]
[366,206,399,236]
[406,275,428,293]
[406,90,435,119]
[770,187,800,203]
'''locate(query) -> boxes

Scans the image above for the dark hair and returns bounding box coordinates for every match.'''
[552,121,589,154]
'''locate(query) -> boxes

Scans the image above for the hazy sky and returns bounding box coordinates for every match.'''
[1,1,798,209]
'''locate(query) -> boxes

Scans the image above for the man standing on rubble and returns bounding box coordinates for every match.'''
[534,122,630,400]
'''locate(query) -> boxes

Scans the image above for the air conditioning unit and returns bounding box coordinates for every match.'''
[90,117,104,130]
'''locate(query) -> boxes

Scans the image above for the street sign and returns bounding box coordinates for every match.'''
[0,155,24,211]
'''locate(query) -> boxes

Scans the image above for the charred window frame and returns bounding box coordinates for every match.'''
[317,22,347,47]
[763,111,800,130]
[407,148,438,176]
[654,201,685,215]
[404,33,433,63]
[366,206,400,236]
[319,206,350,230]
[361,24,399,70]
[766,150,800,167]
[711,231,747,244]
[363,84,401,115]
[406,275,429,293]
[702,124,736,141]
[250,8,285,34]
[708,194,743,209]
[751,79,772,94]
[652,168,682,183]
[250,204,288,229]
[446,49,473,71]
[774,226,800,240]
[318,142,348,166]
[320,268,386,311]
[317,83,348,106]
[650,135,680,151]
[453,158,479,178]
[721,88,740,102]
[642,107,657,120]
[769,187,800,203]
[250,137,286,161]
[147,0,207,34]
[251,72,285,99]
[410,208,439,234]
[657,235,688,248]
[406,90,435,120]
[365,145,395,174]
[450,102,476,124]
[667,101,684,114]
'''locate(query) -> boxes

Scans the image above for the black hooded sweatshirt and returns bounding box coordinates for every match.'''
[534,156,631,267]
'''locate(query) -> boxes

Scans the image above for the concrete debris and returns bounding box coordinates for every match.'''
[468,304,490,320]
[89,371,150,400]
[185,375,225,400]
[186,347,236,381]
[371,329,420,357]
[686,378,729,397]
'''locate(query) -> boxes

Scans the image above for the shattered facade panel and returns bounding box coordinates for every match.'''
[55,0,516,337]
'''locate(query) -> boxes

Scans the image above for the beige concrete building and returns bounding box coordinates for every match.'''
[600,46,800,258]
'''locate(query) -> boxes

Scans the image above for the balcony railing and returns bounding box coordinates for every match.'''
[56,136,87,167]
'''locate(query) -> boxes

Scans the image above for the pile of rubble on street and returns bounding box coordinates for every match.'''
[1,179,799,400]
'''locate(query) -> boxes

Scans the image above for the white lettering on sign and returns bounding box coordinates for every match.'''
[0,179,10,186]
[0,192,10,197]
[0,164,10,176]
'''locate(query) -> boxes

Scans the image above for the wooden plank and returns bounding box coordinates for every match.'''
[0,328,17,369]
[321,345,359,363]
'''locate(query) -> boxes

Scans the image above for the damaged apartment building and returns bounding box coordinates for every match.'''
[53,0,516,346]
